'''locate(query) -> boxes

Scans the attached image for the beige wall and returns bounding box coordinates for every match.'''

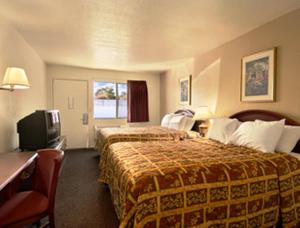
[160,59,194,114]
[0,19,47,152]
[46,64,161,146]
[160,9,300,123]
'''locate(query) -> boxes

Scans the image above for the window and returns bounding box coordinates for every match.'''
[93,81,127,118]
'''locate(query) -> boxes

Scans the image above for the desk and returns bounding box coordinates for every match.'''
[0,152,37,191]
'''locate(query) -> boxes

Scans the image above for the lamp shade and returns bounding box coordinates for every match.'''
[193,106,213,120]
[1,67,30,90]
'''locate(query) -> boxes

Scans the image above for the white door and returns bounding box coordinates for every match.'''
[53,79,88,149]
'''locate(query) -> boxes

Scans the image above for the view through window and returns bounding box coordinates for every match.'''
[93,81,127,118]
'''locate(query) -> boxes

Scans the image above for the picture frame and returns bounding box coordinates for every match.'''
[179,75,191,105]
[241,48,276,102]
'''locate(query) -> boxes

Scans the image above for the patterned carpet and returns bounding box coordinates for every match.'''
[55,149,119,228]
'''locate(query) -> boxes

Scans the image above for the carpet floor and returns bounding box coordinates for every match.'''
[55,149,119,228]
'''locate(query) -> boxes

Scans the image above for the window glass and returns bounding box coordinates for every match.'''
[93,82,127,119]
[94,82,116,118]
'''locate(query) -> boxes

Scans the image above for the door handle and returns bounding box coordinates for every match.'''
[81,113,88,125]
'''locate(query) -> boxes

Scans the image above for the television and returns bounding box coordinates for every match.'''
[17,110,61,151]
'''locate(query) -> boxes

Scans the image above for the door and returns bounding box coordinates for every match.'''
[53,79,88,149]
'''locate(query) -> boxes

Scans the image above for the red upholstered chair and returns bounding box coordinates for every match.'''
[0,149,64,228]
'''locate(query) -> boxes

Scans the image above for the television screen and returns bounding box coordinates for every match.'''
[17,110,61,150]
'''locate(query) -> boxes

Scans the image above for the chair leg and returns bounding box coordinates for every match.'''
[49,213,55,228]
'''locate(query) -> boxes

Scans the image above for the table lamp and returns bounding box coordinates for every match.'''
[193,106,213,136]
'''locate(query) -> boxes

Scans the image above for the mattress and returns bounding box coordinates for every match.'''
[104,138,300,227]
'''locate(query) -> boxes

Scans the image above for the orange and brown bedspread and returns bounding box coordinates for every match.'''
[96,126,188,152]
[103,138,300,227]
[97,126,188,181]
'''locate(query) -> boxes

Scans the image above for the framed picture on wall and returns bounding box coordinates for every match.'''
[179,75,191,105]
[241,48,276,102]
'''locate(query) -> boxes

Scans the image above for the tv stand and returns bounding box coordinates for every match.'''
[48,136,67,151]
[16,136,67,152]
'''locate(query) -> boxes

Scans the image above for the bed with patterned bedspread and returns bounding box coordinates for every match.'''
[96,126,189,181]
[96,126,189,152]
[102,138,300,227]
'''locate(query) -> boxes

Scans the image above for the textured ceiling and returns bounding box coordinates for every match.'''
[0,0,300,72]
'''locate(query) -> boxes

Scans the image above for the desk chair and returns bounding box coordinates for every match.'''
[0,149,64,228]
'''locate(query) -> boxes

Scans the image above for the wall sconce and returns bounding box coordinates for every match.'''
[0,67,30,91]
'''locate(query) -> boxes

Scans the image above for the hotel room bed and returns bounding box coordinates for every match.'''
[95,125,190,154]
[95,109,198,154]
[97,126,190,182]
[96,109,200,181]
[101,110,300,227]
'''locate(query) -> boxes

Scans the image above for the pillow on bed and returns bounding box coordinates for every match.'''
[275,125,300,152]
[161,113,177,127]
[168,115,186,130]
[182,116,195,131]
[228,119,285,152]
[207,118,240,144]
[167,115,195,131]
[254,120,300,152]
[289,151,300,160]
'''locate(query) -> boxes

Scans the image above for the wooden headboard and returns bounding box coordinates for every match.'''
[230,109,300,153]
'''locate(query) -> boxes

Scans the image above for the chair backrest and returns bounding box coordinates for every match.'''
[32,149,64,210]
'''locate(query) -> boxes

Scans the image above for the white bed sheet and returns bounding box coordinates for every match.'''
[289,152,300,160]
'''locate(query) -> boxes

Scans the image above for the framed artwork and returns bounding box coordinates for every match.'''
[179,75,191,105]
[241,48,276,102]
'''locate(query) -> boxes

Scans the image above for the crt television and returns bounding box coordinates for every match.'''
[17,110,61,150]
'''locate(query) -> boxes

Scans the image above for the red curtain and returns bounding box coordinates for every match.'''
[127,80,149,122]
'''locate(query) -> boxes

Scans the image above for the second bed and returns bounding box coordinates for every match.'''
[101,110,300,227]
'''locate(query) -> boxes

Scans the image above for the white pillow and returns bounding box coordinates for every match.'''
[207,118,240,144]
[161,114,195,131]
[168,115,186,130]
[161,113,176,127]
[276,126,300,152]
[182,116,195,131]
[228,119,285,152]
[289,152,300,160]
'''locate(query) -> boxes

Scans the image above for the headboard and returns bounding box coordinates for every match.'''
[230,109,300,153]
